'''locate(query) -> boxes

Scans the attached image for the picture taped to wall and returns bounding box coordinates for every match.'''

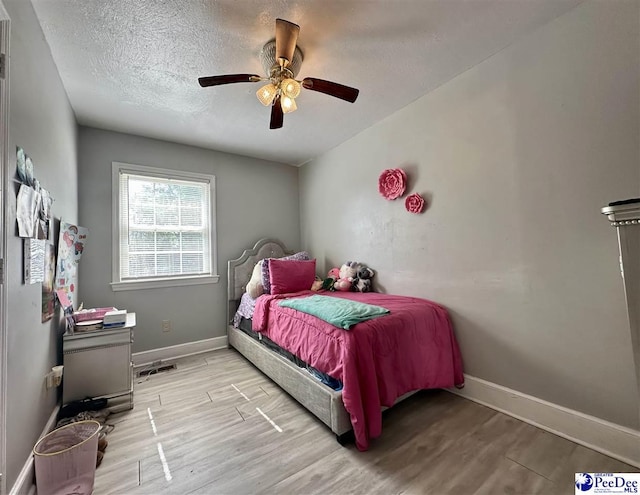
[16,146,27,183]
[42,242,57,322]
[16,184,39,238]
[24,238,45,284]
[54,220,88,308]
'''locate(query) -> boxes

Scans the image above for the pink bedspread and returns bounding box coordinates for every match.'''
[252,290,464,450]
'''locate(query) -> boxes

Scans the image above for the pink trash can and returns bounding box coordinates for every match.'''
[33,420,100,495]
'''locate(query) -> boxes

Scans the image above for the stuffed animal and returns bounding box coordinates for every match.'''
[322,267,341,290]
[324,262,376,292]
[332,261,358,292]
[311,277,324,291]
[333,278,353,291]
[246,260,265,298]
[339,262,358,281]
[357,265,374,280]
[353,264,375,292]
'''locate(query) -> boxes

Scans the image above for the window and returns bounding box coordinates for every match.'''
[112,162,218,291]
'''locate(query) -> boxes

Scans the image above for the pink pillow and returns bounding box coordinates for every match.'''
[261,251,310,294]
[269,258,316,295]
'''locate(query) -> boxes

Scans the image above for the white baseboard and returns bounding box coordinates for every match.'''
[10,403,60,495]
[448,374,640,468]
[132,336,227,368]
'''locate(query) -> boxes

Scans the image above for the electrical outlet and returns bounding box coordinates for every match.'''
[162,320,172,333]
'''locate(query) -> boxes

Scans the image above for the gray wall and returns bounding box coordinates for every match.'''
[78,127,300,353]
[300,0,640,430]
[4,0,78,489]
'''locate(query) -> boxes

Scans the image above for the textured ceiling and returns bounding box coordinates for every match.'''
[31,0,583,166]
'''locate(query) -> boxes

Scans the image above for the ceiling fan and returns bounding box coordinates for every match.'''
[198,19,360,130]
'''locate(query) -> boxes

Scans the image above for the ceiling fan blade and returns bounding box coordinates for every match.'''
[301,78,360,103]
[198,74,261,87]
[270,95,284,129]
[275,19,300,66]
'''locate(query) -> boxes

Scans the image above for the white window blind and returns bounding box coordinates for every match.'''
[112,163,218,290]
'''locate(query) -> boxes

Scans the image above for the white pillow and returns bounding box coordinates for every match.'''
[246,260,265,299]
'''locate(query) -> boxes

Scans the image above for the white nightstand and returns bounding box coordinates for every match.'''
[62,313,136,413]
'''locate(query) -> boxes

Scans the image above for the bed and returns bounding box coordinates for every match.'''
[227,238,464,450]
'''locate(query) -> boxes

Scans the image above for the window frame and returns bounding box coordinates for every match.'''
[111,161,219,291]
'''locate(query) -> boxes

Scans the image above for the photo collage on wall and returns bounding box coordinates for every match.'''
[16,146,53,240]
[15,146,58,321]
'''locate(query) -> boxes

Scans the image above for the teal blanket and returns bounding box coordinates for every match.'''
[278,295,390,330]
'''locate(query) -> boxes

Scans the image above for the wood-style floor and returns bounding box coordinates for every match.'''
[93,349,637,495]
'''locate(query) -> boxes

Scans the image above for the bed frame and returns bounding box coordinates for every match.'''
[227,238,353,440]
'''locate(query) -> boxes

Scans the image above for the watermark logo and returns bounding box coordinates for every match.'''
[575,473,639,494]
[576,473,594,491]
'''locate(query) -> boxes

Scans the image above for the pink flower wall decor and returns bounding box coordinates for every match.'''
[405,193,426,214]
[378,168,407,200]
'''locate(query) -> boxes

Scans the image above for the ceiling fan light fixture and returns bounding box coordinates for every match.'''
[198,18,359,129]
[281,78,301,98]
[256,83,277,106]
[281,95,297,114]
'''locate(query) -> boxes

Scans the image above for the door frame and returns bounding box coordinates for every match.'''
[0,1,9,492]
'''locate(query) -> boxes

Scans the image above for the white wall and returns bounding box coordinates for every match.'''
[300,0,640,430]
[78,127,300,352]
[4,0,78,489]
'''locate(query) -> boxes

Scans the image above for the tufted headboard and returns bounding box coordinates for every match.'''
[227,238,293,324]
